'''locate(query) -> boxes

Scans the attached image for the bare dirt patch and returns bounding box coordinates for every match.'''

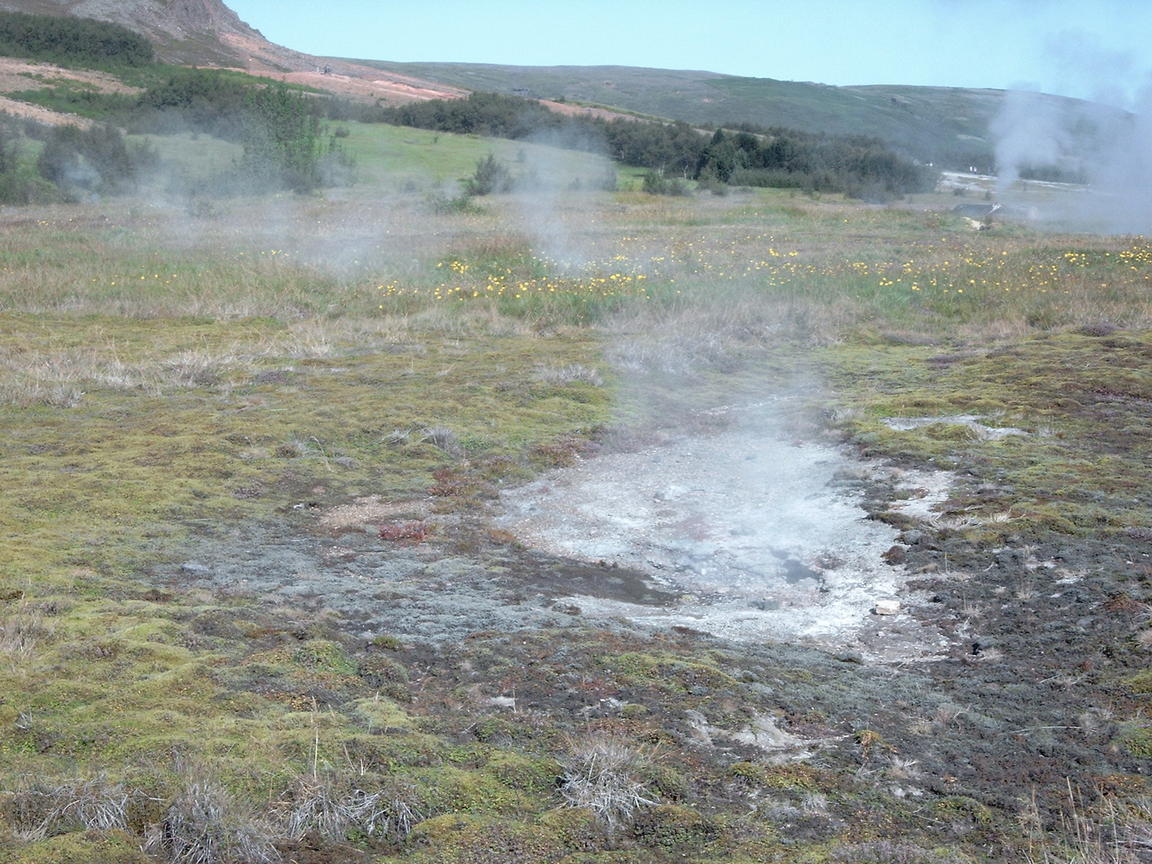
[317,496,431,534]
[0,58,142,94]
[0,94,90,126]
[217,31,466,104]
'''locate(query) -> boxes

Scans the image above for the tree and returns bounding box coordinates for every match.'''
[238,86,325,192]
[464,154,513,196]
[36,123,153,198]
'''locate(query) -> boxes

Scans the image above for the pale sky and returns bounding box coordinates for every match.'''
[226,0,1152,106]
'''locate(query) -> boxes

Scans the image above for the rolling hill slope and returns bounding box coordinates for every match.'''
[353,61,1112,170]
[0,0,1119,173]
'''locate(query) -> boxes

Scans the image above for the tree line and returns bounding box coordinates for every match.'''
[378,92,934,199]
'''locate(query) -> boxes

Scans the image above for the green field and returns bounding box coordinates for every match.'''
[1,123,1151,864]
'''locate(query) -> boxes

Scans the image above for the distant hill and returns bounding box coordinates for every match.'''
[352,61,1115,171]
[0,0,260,65]
[0,0,464,104]
[0,0,1120,173]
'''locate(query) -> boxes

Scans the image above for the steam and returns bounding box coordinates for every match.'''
[990,89,1073,192]
[510,127,616,268]
[1089,87,1152,231]
[991,40,1152,234]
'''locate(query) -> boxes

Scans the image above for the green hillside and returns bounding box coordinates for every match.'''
[351,61,1110,171]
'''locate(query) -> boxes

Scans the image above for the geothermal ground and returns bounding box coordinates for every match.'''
[4,184,1151,864]
[500,401,952,662]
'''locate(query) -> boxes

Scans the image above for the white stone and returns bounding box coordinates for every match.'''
[874,600,901,616]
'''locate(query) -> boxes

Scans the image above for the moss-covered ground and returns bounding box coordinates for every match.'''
[1,134,1151,863]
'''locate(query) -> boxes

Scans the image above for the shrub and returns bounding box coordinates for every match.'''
[278,775,423,843]
[465,154,514,196]
[35,124,155,198]
[2,776,130,841]
[641,170,690,197]
[0,11,153,67]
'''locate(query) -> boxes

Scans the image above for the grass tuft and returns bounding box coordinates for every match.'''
[559,735,658,834]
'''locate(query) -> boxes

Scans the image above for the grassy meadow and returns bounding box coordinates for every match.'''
[2,122,1152,863]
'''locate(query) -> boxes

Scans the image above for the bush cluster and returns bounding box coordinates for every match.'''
[36,123,157,198]
[380,91,933,199]
[0,119,61,203]
[0,11,153,67]
[131,70,353,193]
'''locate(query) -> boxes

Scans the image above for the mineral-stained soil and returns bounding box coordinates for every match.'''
[153,391,1150,835]
[498,401,954,662]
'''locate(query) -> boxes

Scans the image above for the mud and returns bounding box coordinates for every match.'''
[160,518,677,645]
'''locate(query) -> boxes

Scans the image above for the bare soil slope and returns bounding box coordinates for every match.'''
[0,0,465,103]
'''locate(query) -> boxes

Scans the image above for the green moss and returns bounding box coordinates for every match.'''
[631,804,718,851]
[485,752,561,794]
[350,696,414,732]
[417,766,527,816]
[356,652,411,701]
[828,332,1152,541]
[0,830,149,864]
[0,314,611,586]
[933,796,994,826]
[292,640,357,677]
[1115,724,1152,758]
[471,715,520,743]
[404,814,566,864]
[727,761,823,792]
[536,807,603,854]
[728,761,767,783]
[371,634,403,651]
[1123,671,1152,695]
[602,652,741,696]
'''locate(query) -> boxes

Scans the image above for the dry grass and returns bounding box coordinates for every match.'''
[2,775,130,841]
[278,774,422,842]
[0,328,358,407]
[3,193,1149,351]
[149,777,279,864]
[1020,785,1152,864]
[0,601,50,665]
[559,735,658,833]
[534,363,604,386]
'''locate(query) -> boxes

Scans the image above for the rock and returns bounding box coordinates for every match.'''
[970,638,997,655]
[179,561,212,577]
[996,550,1023,567]
[882,545,907,565]
[874,599,901,616]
